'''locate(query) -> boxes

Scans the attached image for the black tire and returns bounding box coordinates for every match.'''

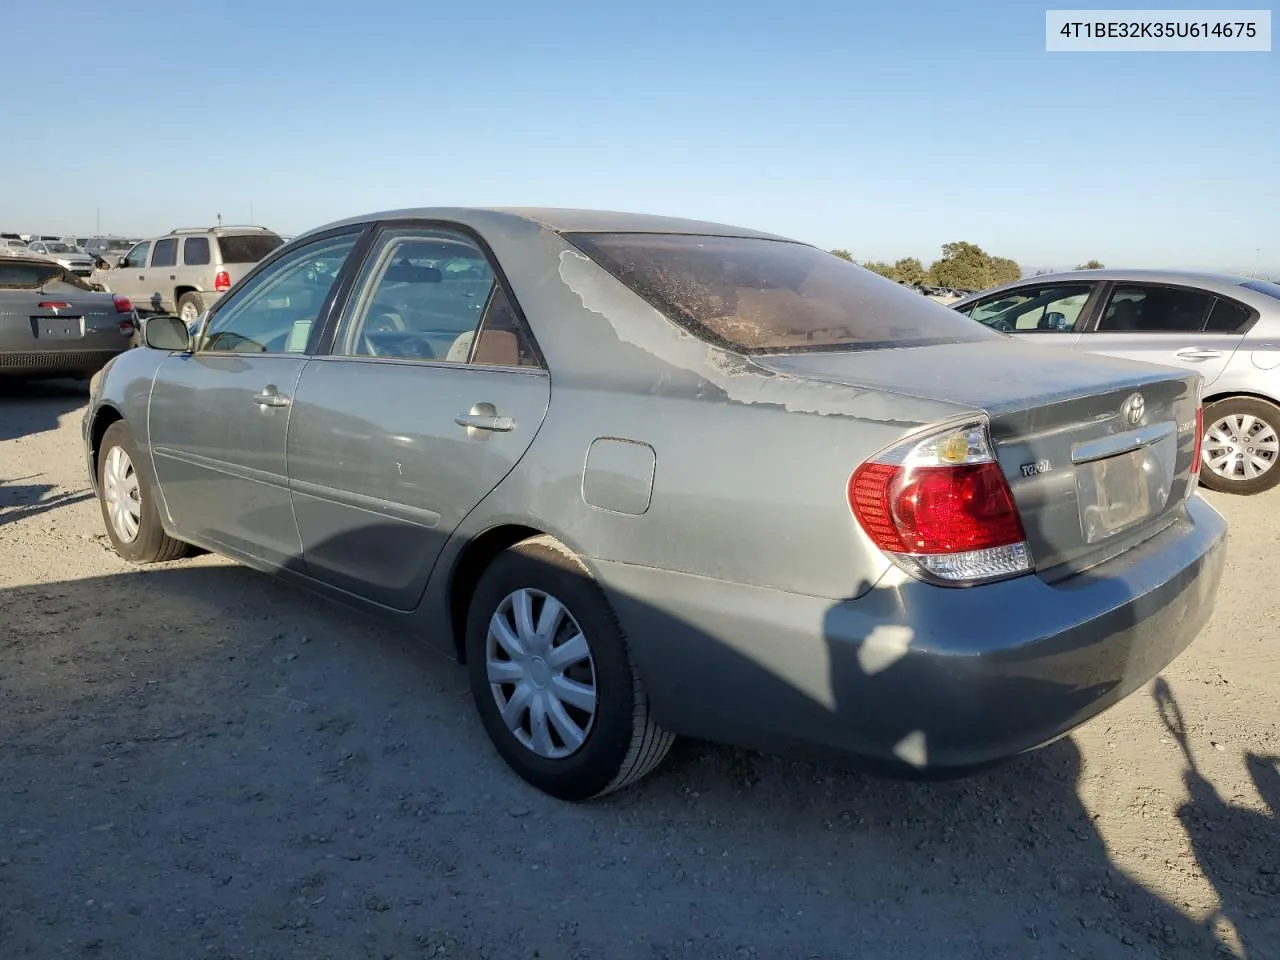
[96,420,191,563]
[1197,396,1280,495]
[465,535,674,801]
[176,291,205,327]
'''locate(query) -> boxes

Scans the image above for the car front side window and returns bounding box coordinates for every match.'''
[124,242,150,269]
[962,284,1094,332]
[197,232,359,355]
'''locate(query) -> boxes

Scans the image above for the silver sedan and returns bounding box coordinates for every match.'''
[81,208,1227,800]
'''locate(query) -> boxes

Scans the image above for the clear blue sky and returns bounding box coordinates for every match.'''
[3,0,1276,273]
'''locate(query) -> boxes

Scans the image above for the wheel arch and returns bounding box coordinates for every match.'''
[1202,389,1280,410]
[447,523,546,664]
[88,402,125,488]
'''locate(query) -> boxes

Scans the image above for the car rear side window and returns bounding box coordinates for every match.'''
[151,238,178,268]
[565,233,1001,353]
[1204,296,1256,334]
[183,237,211,266]
[1095,285,1215,333]
[216,233,284,264]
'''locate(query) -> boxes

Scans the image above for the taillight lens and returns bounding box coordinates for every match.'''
[112,294,132,313]
[849,421,1032,585]
[214,270,231,292]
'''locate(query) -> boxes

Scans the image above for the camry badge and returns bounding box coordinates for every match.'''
[1122,393,1145,426]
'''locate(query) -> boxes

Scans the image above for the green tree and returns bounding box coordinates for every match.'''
[1077,259,1105,270]
[829,249,853,262]
[861,260,896,279]
[893,256,926,286]
[989,256,1022,285]
[927,241,1022,290]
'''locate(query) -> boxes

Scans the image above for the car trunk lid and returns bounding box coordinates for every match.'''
[757,339,1202,576]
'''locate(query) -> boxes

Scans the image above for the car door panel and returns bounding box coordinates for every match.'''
[1073,283,1247,387]
[144,230,362,567]
[149,355,308,565]
[286,358,550,610]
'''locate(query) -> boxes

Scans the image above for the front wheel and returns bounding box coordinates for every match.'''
[97,420,191,563]
[1198,397,1280,495]
[465,536,674,801]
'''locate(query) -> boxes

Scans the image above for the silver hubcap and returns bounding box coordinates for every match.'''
[102,445,142,542]
[485,588,597,759]
[180,301,199,324]
[1203,413,1279,482]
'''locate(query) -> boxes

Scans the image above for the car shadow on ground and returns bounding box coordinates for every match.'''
[0,543,1270,959]
[0,477,93,527]
[0,377,88,442]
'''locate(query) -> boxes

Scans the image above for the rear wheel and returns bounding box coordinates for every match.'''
[177,292,205,327]
[1198,396,1280,495]
[465,536,674,801]
[97,420,191,563]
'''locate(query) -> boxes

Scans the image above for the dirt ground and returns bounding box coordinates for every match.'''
[1,380,1277,960]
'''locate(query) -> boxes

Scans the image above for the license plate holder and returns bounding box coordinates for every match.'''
[1076,446,1166,544]
[30,316,85,339]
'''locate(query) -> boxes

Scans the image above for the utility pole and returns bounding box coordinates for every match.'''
[217,213,222,228]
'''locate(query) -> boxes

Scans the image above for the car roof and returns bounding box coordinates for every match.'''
[303,206,799,243]
[953,268,1268,305]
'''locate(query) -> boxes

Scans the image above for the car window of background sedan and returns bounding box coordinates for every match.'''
[566,233,1002,353]
[1096,285,1232,333]
[198,233,359,354]
[334,228,540,367]
[961,283,1093,332]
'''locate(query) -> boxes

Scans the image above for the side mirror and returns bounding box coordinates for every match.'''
[142,314,192,352]
[116,257,127,268]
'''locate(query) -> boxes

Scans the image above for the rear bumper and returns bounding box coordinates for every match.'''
[594,495,1228,772]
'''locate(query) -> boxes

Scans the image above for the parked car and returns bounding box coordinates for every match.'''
[1,238,31,255]
[95,224,284,324]
[25,239,97,279]
[951,270,1280,495]
[83,236,139,266]
[82,208,1226,800]
[1,255,137,380]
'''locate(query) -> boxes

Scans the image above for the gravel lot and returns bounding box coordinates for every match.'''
[2,380,1277,960]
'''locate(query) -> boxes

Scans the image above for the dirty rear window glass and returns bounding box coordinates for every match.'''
[215,233,284,264]
[0,262,89,289]
[566,233,1000,353]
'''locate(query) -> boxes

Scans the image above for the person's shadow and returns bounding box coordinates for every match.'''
[1154,677,1279,959]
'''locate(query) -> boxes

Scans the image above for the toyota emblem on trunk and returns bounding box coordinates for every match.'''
[1122,393,1145,426]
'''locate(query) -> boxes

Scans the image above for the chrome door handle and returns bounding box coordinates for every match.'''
[253,389,290,408]
[1175,348,1221,361]
[455,414,514,432]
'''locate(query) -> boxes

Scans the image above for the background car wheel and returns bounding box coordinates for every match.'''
[177,292,205,327]
[97,421,191,564]
[465,535,674,801]
[1198,397,1280,495]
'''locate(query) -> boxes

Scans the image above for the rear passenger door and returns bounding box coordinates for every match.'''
[1073,283,1256,387]
[286,223,551,610]
[955,281,1099,349]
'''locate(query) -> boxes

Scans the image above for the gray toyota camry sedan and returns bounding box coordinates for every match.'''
[81,208,1227,800]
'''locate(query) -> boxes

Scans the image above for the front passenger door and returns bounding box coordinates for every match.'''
[146,229,363,567]
[110,241,151,305]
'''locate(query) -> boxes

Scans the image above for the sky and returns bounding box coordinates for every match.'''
[2,0,1276,274]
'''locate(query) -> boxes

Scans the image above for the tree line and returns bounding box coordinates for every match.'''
[829,243,1105,290]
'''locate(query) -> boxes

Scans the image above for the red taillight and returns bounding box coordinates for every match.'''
[112,294,132,313]
[848,421,1032,584]
[850,462,1026,554]
[214,270,231,292]
[1190,405,1204,483]
[38,301,72,310]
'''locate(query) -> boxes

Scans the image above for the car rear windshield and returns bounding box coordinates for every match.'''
[565,233,1001,353]
[1240,279,1280,301]
[0,261,89,290]
[215,233,284,264]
